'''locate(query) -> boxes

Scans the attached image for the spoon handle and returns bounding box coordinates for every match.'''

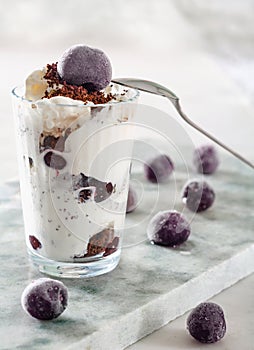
[173,99,254,169]
[113,78,254,170]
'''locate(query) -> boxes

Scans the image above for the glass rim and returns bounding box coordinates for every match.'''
[12,82,140,108]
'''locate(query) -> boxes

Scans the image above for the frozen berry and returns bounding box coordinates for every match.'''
[144,154,174,183]
[126,185,138,213]
[21,278,68,320]
[187,302,226,343]
[73,173,89,190]
[73,173,114,203]
[147,210,190,247]
[40,129,71,153]
[193,145,219,174]
[182,180,215,212]
[43,135,65,152]
[29,235,42,250]
[57,44,112,91]
[79,189,93,202]
[88,177,113,202]
[44,151,66,170]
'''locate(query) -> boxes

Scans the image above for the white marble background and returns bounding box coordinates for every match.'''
[176,0,254,102]
[0,1,254,349]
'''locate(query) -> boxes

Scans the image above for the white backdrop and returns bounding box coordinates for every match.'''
[1,0,253,180]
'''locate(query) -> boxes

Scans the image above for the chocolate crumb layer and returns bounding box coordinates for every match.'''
[103,236,119,257]
[44,63,61,88]
[85,227,114,257]
[43,63,115,105]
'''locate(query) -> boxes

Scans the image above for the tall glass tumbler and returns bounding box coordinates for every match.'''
[12,84,139,278]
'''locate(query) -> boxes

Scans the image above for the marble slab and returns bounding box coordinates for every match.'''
[0,151,254,350]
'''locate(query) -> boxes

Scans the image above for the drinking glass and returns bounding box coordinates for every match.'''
[12,84,139,278]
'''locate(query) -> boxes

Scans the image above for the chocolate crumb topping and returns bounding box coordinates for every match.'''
[43,63,115,105]
[44,63,62,88]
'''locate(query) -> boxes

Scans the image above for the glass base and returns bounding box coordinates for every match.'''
[28,249,121,278]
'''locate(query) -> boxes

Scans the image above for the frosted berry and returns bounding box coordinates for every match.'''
[21,278,68,320]
[144,154,174,183]
[193,145,219,174]
[126,185,138,213]
[182,180,215,212]
[89,177,114,203]
[187,302,226,343]
[73,173,114,203]
[79,189,93,203]
[147,210,190,247]
[57,44,112,91]
[43,135,65,152]
[44,151,66,170]
[29,235,42,250]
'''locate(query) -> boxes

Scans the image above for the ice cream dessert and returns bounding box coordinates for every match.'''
[13,44,138,270]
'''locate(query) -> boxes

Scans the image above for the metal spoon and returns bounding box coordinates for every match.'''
[112,78,254,170]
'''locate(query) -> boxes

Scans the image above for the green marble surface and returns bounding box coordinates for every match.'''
[0,154,253,350]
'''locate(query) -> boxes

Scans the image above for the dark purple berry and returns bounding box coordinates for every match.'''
[73,173,89,190]
[126,185,138,213]
[43,135,58,149]
[29,235,42,250]
[43,135,65,152]
[44,151,66,170]
[57,44,112,91]
[144,154,174,183]
[106,182,114,194]
[182,180,215,212]
[79,189,93,202]
[187,302,226,343]
[90,178,114,202]
[193,145,219,174]
[21,278,68,320]
[147,210,190,247]
[41,129,71,153]
[72,173,114,203]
